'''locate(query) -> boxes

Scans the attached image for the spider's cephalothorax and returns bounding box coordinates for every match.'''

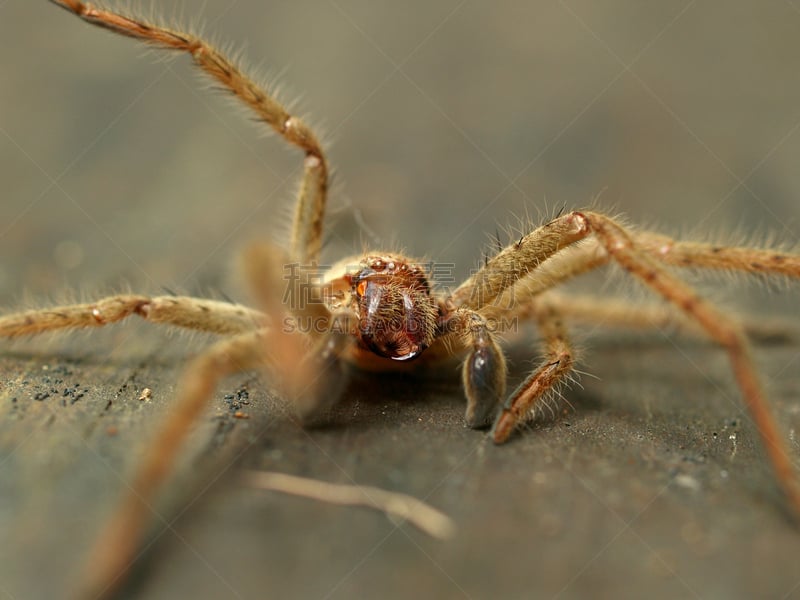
[346,255,438,361]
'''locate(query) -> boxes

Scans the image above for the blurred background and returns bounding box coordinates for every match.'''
[1,1,799,305]
[2,2,800,599]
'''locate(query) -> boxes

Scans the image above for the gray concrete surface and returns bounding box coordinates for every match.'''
[1,2,800,599]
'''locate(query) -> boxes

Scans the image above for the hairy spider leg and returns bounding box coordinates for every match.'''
[457,211,800,516]
[49,0,329,264]
[0,295,265,337]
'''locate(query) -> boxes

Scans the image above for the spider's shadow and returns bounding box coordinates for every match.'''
[313,346,610,437]
[311,364,467,432]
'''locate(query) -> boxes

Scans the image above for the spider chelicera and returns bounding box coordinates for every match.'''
[3,1,800,597]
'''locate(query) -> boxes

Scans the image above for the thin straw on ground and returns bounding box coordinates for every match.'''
[242,470,456,540]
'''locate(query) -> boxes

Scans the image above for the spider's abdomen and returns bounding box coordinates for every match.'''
[350,257,437,361]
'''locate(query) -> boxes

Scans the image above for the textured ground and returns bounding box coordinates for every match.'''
[2,2,800,599]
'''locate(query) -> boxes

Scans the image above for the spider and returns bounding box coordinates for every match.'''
[3,1,800,598]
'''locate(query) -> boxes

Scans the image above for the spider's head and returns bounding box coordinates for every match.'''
[349,256,438,361]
